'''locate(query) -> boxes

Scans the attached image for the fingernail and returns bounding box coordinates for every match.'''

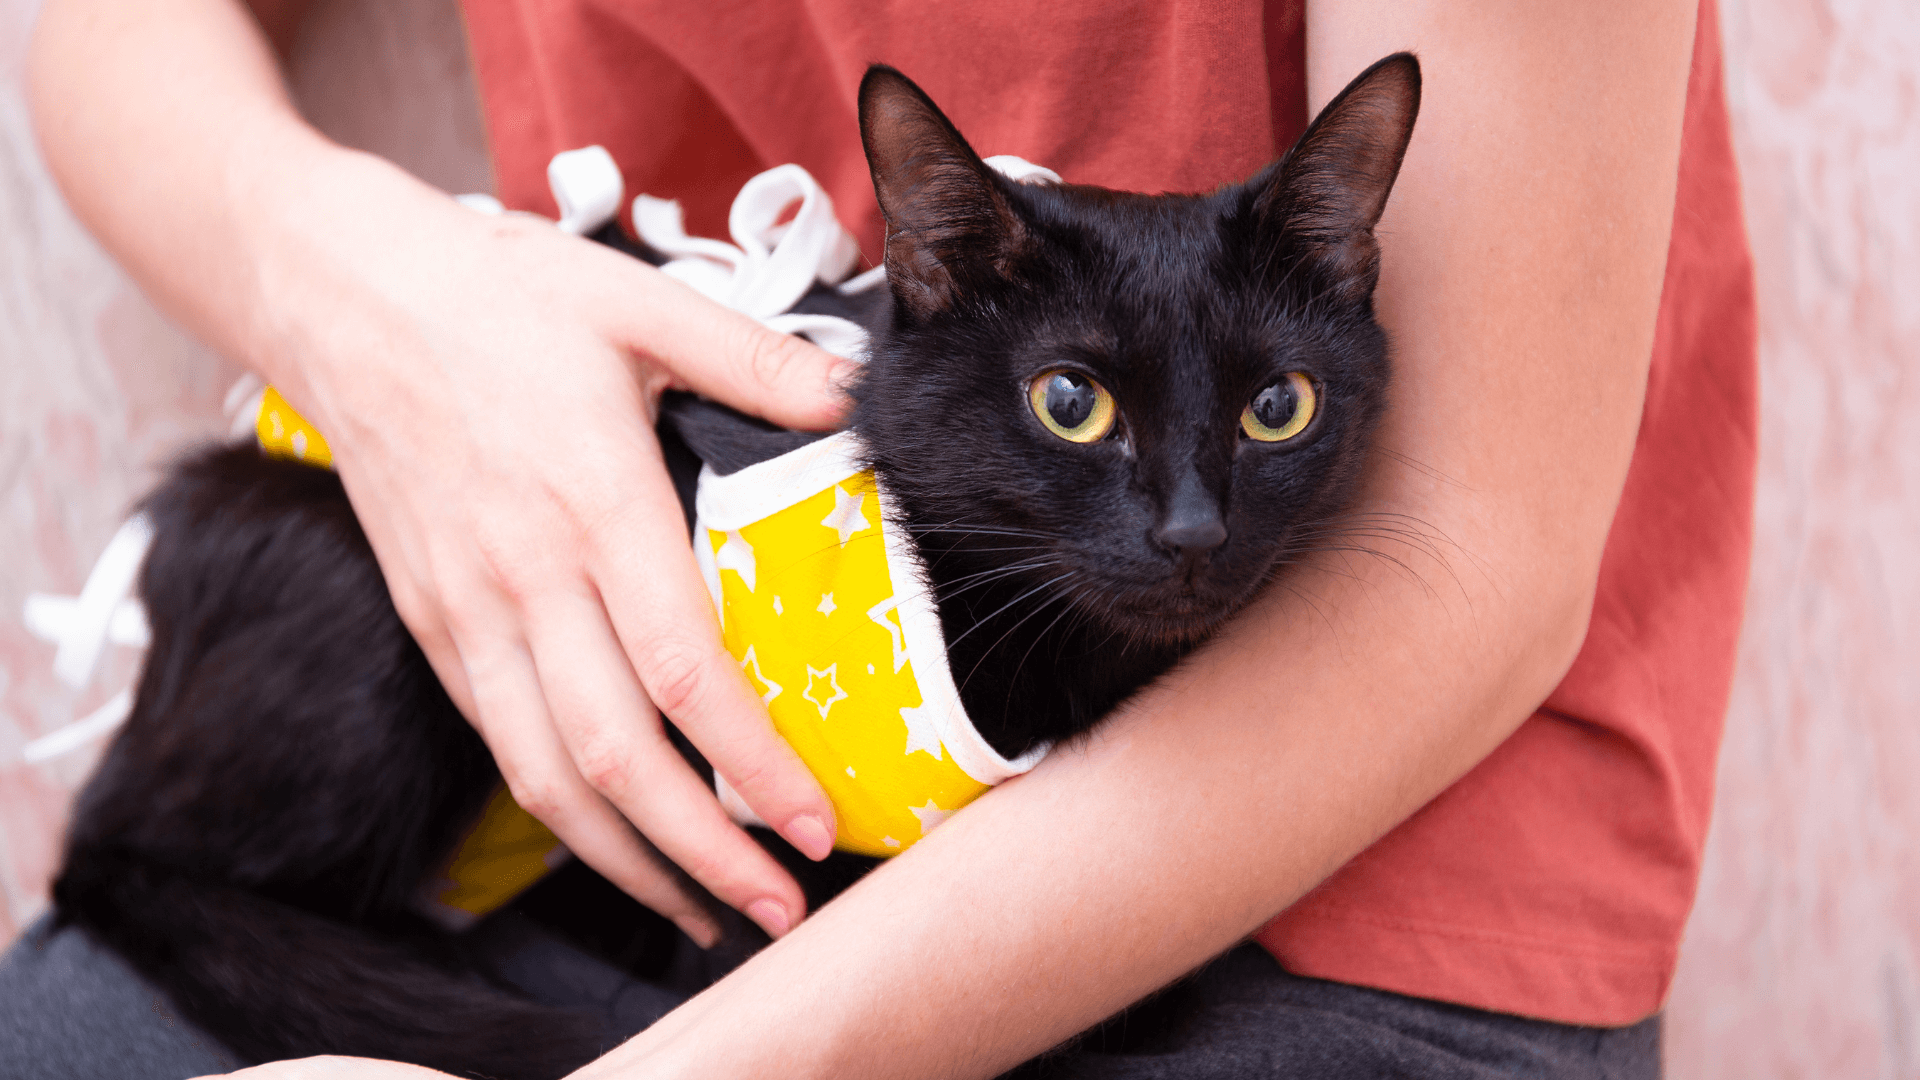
[681,917,721,950]
[747,898,793,938]
[785,813,835,861]
[827,359,861,399]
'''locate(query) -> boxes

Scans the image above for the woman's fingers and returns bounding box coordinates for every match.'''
[448,607,724,946]
[343,361,832,938]
[599,265,857,432]
[238,208,859,939]
[522,586,812,938]
[585,457,840,866]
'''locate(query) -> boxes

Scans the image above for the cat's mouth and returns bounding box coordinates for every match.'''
[1080,585,1241,646]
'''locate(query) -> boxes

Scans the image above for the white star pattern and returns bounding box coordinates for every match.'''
[772,595,783,615]
[898,703,944,760]
[867,599,910,673]
[845,766,856,778]
[817,592,836,616]
[802,664,848,720]
[909,799,952,836]
[714,529,756,591]
[738,646,782,705]
[881,836,901,849]
[821,485,870,547]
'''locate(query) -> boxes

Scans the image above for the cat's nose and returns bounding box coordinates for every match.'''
[1155,514,1227,558]
[1153,474,1227,564]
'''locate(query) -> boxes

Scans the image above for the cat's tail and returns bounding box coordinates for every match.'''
[55,850,606,1080]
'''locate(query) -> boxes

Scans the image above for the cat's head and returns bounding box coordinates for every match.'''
[851,57,1421,648]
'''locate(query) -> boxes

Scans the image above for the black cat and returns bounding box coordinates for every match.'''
[52,57,1420,1078]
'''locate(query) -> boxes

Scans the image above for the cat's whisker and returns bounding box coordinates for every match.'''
[1280,512,1476,604]
[1276,541,1440,601]
[956,578,1079,701]
[1289,528,1448,574]
[1286,513,1461,568]
[909,522,1060,536]
[917,536,1049,569]
[1002,591,1085,715]
[1375,447,1471,492]
[1273,575,1340,639]
[905,520,1064,574]
[930,558,1064,604]
[900,511,1057,534]
[926,544,1060,557]
[1268,550,1368,587]
[943,572,1076,656]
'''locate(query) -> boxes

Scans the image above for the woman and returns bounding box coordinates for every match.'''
[20,0,1753,1075]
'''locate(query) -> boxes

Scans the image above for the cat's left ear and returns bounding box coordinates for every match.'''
[860,65,1029,322]
[1257,52,1422,296]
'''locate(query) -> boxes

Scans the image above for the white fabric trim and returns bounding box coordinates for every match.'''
[547,145,624,235]
[22,688,133,765]
[877,494,1049,784]
[632,162,869,360]
[837,265,889,295]
[693,432,869,530]
[763,312,869,360]
[23,595,149,649]
[983,155,1063,186]
[17,516,154,763]
[48,515,154,690]
[471,153,1059,363]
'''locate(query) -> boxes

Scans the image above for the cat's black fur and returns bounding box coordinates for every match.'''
[52,58,1419,1078]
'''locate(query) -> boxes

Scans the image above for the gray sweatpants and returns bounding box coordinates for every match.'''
[0,915,1658,1080]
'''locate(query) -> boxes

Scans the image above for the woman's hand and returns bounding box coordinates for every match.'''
[265,155,851,943]
[29,0,844,941]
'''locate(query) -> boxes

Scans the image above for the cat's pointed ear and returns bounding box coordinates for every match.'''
[860,66,1028,321]
[1258,52,1421,293]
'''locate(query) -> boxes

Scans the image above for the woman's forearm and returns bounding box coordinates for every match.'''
[579,2,1701,1077]
[589,566,1592,1078]
[27,0,353,370]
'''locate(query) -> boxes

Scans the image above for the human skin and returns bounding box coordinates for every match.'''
[34,0,1699,1076]
[553,8,1698,1075]
[29,0,858,945]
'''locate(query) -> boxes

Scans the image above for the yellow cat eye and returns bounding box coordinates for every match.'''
[1028,370,1117,443]
[1241,373,1318,442]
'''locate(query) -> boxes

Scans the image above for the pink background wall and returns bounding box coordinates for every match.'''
[1665,1,1920,1074]
[1,1,1914,1073]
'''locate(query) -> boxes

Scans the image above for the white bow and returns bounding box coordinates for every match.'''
[541,147,1060,361]
[19,515,152,763]
[632,163,874,360]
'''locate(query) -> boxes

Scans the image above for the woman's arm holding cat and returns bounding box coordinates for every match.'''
[564,1,1698,1076]
[27,0,843,942]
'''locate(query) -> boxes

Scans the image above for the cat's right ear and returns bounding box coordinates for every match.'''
[1258,52,1422,297]
[860,66,1028,322]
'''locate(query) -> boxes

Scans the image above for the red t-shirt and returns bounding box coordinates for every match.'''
[458,0,1756,1025]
